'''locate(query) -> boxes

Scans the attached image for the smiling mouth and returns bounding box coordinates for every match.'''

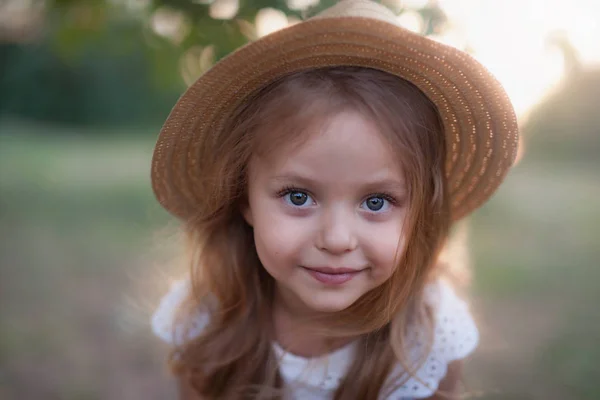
[302,266,365,285]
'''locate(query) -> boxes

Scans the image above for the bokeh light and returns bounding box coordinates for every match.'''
[437,0,600,117]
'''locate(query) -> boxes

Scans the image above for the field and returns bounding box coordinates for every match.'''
[1,119,598,399]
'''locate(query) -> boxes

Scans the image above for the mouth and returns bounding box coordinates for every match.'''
[301,266,365,285]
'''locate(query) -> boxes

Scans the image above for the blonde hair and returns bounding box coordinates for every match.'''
[169,67,451,399]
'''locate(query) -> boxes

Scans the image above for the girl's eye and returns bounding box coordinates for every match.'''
[361,196,392,212]
[283,190,314,207]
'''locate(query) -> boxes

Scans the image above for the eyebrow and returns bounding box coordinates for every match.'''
[270,174,407,194]
[362,179,407,195]
[270,174,319,188]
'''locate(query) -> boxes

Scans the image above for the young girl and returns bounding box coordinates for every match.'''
[150,0,519,398]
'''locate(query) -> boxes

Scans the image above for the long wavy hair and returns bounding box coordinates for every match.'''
[169,66,451,399]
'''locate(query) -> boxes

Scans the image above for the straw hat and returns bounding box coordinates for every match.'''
[151,0,519,221]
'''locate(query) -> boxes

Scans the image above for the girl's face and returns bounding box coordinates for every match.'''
[244,110,408,314]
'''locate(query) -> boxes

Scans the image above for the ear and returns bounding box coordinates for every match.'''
[241,202,254,227]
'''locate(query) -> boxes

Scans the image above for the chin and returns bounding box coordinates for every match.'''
[302,294,361,313]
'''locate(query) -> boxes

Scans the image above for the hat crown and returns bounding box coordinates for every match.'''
[312,0,398,25]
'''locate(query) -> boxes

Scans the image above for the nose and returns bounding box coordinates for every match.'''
[316,207,358,255]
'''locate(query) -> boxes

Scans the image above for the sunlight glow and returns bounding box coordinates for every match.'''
[436,0,600,117]
[397,0,430,10]
[396,10,424,33]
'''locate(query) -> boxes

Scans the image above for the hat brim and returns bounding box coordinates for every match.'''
[151,17,519,221]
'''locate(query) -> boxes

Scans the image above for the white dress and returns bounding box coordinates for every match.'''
[151,279,479,399]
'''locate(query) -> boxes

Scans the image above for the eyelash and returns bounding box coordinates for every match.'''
[276,185,311,199]
[369,192,398,206]
[276,186,399,206]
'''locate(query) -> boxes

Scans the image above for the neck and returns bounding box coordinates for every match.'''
[271,287,357,358]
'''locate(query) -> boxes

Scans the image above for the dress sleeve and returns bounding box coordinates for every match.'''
[150,280,210,345]
[382,280,480,399]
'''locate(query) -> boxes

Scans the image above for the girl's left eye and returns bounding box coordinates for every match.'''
[361,196,393,212]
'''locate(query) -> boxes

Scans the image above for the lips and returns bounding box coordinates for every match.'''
[302,266,365,285]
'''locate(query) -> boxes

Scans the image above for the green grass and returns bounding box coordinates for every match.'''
[1,120,598,399]
[465,156,600,399]
[0,122,177,400]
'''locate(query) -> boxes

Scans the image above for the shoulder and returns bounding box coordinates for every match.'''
[151,280,210,345]
[382,279,479,399]
[424,279,479,361]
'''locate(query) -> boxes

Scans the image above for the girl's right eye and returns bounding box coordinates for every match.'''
[282,190,314,207]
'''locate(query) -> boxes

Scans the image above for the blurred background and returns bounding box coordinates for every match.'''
[1,0,598,399]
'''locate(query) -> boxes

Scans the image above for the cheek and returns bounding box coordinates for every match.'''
[249,201,310,268]
[364,218,406,277]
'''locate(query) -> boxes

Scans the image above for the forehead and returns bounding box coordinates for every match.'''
[250,110,404,186]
